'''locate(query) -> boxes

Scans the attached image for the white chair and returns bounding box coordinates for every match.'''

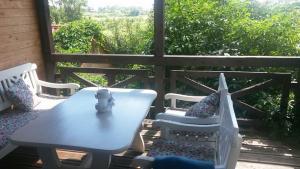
[132,93,242,169]
[156,73,228,125]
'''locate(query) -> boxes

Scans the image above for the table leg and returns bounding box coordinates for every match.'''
[38,147,60,169]
[131,124,145,153]
[89,152,111,169]
[38,147,111,169]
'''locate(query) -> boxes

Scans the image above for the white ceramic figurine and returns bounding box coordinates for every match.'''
[95,88,114,113]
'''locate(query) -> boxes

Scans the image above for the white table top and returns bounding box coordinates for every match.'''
[10,87,157,153]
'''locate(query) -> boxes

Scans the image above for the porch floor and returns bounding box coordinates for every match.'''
[1,119,299,169]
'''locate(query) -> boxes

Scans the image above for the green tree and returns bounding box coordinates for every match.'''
[49,0,87,23]
[54,19,103,53]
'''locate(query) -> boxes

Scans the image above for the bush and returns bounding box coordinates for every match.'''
[53,19,104,53]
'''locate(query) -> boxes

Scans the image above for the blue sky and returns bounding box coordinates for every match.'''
[87,0,154,10]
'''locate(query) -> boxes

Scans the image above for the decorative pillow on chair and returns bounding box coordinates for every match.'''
[6,79,39,111]
[185,92,220,118]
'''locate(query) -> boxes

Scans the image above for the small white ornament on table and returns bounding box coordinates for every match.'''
[95,88,114,113]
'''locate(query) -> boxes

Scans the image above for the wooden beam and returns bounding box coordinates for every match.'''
[293,69,300,131]
[110,76,139,88]
[59,67,149,76]
[170,71,177,93]
[231,80,275,99]
[35,0,56,82]
[154,0,164,58]
[53,53,155,65]
[53,54,300,68]
[279,75,291,120]
[172,70,291,79]
[154,65,166,115]
[69,73,98,87]
[177,76,217,94]
[233,100,265,119]
[164,55,300,67]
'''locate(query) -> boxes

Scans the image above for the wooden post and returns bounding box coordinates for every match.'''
[170,71,177,93]
[107,74,116,87]
[280,75,291,120]
[153,0,165,115]
[294,69,300,133]
[35,0,56,82]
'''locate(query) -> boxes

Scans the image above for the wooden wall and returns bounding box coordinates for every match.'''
[0,0,46,79]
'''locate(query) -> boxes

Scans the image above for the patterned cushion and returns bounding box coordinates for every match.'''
[0,110,38,148]
[6,79,39,111]
[185,92,220,118]
[148,139,215,162]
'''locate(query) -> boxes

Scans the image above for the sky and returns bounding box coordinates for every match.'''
[87,0,154,10]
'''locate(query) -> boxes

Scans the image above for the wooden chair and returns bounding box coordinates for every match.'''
[132,92,242,169]
[0,63,80,159]
[156,73,228,125]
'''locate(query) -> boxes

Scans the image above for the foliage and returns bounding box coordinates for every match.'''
[53,19,103,53]
[99,17,153,54]
[49,0,87,24]
[164,0,300,56]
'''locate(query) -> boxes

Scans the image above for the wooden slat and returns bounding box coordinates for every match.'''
[54,54,300,68]
[68,73,98,87]
[110,76,139,88]
[233,100,265,118]
[0,24,38,34]
[0,31,40,46]
[0,16,37,27]
[59,67,149,76]
[164,55,300,68]
[0,0,34,9]
[231,79,275,99]
[0,9,36,17]
[0,39,40,54]
[172,70,291,79]
[0,46,43,71]
[177,76,217,94]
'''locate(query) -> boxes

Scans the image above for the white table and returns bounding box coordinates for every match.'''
[10,87,157,169]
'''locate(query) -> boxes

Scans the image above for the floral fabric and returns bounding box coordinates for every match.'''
[6,79,39,111]
[0,110,38,148]
[148,138,215,162]
[185,92,220,118]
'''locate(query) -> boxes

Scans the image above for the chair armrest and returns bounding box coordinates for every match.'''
[156,113,219,125]
[153,119,220,133]
[165,93,205,109]
[38,80,80,95]
[165,93,205,102]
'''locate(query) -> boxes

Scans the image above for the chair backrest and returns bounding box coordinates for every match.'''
[0,63,40,111]
[218,73,228,92]
[216,94,239,169]
[166,73,228,110]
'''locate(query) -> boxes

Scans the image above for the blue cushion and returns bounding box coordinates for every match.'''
[153,156,215,169]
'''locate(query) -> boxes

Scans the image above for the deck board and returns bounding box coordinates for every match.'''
[1,119,300,169]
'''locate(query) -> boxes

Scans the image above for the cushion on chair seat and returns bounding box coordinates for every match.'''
[0,95,65,149]
[185,92,220,118]
[148,138,216,162]
[0,110,38,148]
[165,109,187,116]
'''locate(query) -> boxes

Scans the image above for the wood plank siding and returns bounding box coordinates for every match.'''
[0,0,45,79]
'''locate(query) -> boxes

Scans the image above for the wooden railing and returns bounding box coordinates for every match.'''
[170,70,291,120]
[60,67,153,88]
[55,57,299,124]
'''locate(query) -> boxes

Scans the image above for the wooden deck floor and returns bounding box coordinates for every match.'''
[1,119,300,169]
